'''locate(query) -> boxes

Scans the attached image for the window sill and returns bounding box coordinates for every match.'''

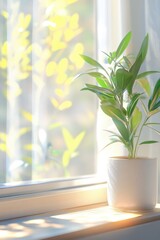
[1,204,160,240]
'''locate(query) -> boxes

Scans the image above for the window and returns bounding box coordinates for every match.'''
[0,0,98,184]
[0,0,108,220]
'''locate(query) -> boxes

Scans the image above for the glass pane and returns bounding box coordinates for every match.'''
[0,0,97,183]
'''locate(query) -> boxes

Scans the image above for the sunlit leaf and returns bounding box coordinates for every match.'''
[136,78,151,96]
[116,32,132,59]
[131,107,142,131]
[137,71,160,79]
[80,54,106,72]
[128,34,149,94]
[101,103,126,123]
[86,72,112,89]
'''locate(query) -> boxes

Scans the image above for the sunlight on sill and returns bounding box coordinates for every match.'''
[0,205,160,240]
[53,207,141,225]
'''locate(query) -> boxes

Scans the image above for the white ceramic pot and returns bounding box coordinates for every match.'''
[107,157,158,211]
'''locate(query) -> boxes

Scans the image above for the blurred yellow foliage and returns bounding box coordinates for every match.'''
[51,98,72,110]
[58,58,68,72]
[0,143,7,152]
[18,13,31,31]
[59,101,72,110]
[1,10,8,19]
[21,110,33,122]
[0,132,7,142]
[0,58,7,69]
[2,42,8,55]
[69,43,84,68]
[46,61,57,77]
[69,13,79,29]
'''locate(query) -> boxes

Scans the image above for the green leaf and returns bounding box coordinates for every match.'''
[131,107,142,133]
[145,122,160,126]
[139,140,158,145]
[123,56,132,68]
[152,100,160,110]
[127,54,143,94]
[103,129,125,142]
[114,68,133,92]
[80,54,106,72]
[82,83,114,98]
[127,34,149,94]
[145,125,160,135]
[87,72,112,89]
[136,78,151,96]
[101,139,122,151]
[101,103,129,142]
[103,51,116,64]
[101,103,126,123]
[148,108,160,117]
[148,78,160,111]
[137,71,160,79]
[137,34,149,62]
[127,93,143,117]
[113,118,129,142]
[116,32,132,59]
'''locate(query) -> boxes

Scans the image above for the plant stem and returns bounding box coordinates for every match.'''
[133,116,149,158]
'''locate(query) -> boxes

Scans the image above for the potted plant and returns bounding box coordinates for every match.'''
[77,32,160,211]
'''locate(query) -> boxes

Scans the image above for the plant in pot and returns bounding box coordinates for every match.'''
[77,32,160,211]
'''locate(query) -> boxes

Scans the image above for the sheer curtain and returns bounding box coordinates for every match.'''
[97,0,160,200]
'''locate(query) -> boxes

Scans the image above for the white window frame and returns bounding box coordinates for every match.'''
[0,0,109,221]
